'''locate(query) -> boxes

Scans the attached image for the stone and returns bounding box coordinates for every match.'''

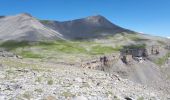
[72,95,88,100]
[74,77,82,83]
[0,94,5,100]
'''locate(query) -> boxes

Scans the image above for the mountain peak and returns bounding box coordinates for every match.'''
[85,15,106,20]
[83,15,113,26]
[17,13,32,17]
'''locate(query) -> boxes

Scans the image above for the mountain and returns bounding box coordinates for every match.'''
[0,13,64,41]
[0,13,135,41]
[0,13,168,42]
[41,15,134,40]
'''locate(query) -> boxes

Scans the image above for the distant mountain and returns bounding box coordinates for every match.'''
[41,15,134,40]
[0,13,64,41]
[0,13,168,42]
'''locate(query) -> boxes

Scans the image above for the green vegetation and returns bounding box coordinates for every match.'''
[1,58,52,72]
[0,41,30,50]
[122,33,148,42]
[39,20,51,24]
[35,77,42,83]
[128,36,148,41]
[155,52,170,66]
[20,50,43,58]
[90,45,119,55]
[23,91,32,100]
[157,40,166,45]
[34,88,43,93]
[61,91,74,97]
[123,44,146,49]
[0,40,120,60]
[137,97,144,100]
[47,79,53,85]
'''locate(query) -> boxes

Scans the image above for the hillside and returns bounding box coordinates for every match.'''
[41,15,134,40]
[0,13,64,41]
[0,13,170,99]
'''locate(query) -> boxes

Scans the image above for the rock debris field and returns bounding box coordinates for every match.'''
[0,58,170,100]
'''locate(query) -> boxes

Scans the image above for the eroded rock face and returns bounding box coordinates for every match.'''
[0,58,169,100]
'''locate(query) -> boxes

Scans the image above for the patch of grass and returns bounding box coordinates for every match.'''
[35,40,88,54]
[157,40,166,45]
[1,58,50,72]
[34,88,43,93]
[155,52,170,66]
[35,77,42,83]
[0,40,120,59]
[125,34,148,41]
[123,44,146,49]
[20,51,43,58]
[47,79,53,85]
[61,91,74,97]
[129,36,148,41]
[6,70,15,74]
[113,46,123,51]
[81,82,90,88]
[89,45,116,55]
[23,91,32,100]
[137,97,144,100]
[0,41,30,50]
[39,20,51,24]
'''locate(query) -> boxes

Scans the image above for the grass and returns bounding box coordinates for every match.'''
[27,40,88,54]
[137,97,144,100]
[20,50,43,58]
[157,40,166,45]
[61,91,74,97]
[124,34,149,42]
[89,45,119,55]
[123,44,146,49]
[35,77,42,83]
[0,41,30,50]
[47,79,53,85]
[155,52,170,66]
[34,88,43,93]
[39,20,51,24]
[23,91,32,100]
[1,58,52,72]
[0,40,120,59]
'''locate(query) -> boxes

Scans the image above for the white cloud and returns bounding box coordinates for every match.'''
[167,37,170,39]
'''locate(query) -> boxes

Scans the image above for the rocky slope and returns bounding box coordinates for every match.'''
[0,57,169,100]
[41,15,134,40]
[0,13,64,41]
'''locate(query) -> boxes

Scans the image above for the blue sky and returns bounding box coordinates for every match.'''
[0,0,170,37]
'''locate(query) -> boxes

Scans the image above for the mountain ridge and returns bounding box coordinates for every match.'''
[0,13,168,42]
[41,14,136,40]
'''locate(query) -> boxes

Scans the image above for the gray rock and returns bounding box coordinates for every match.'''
[72,96,88,100]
